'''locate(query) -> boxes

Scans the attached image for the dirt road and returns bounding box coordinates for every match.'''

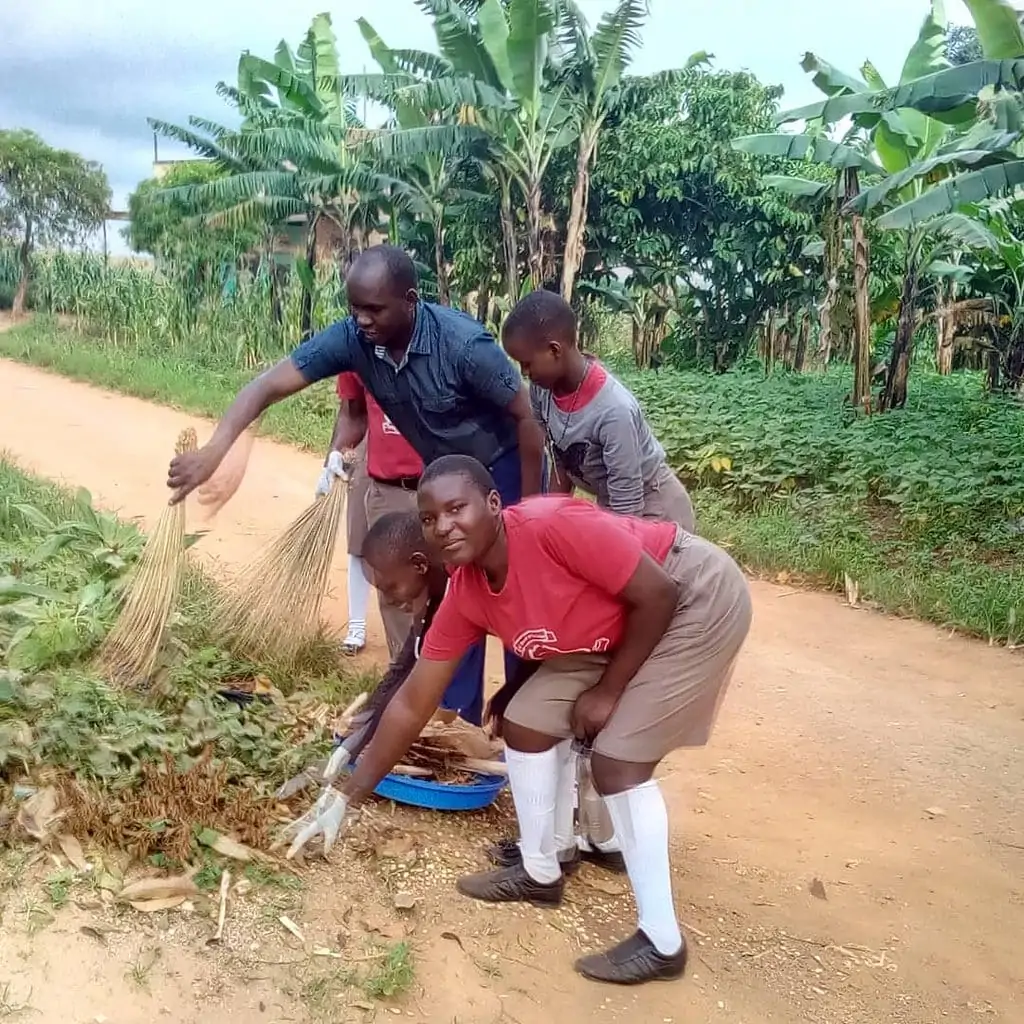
[1,358,1022,1024]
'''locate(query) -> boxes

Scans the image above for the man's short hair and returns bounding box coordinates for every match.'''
[350,244,418,294]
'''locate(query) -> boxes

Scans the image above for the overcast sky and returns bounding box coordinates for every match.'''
[0,0,970,254]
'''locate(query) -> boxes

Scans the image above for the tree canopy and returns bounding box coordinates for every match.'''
[0,129,110,315]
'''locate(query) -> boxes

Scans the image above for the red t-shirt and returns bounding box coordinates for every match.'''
[336,373,424,480]
[421,496,677,662]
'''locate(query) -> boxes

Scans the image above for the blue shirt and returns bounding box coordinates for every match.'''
[291,302,522,469]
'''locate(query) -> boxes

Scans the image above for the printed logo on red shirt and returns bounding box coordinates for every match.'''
[511,627,611,660]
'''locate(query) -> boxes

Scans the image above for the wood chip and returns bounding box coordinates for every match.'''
[80,923,121,944]
[211,835,254,862]
[279,915,305,942]
[809,878,828,900]
[16,786,62,841]
[57,834,90,873]
[211,869,230,943]
[581,876,628,897]
[118,876,198,904]
[360,911,404,939]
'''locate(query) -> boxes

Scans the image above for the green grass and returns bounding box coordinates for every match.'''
[2,317,1023,645]
[361,941,415,1000]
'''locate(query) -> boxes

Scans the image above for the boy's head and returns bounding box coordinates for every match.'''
[362,511,436,613]
[501,290,579,391]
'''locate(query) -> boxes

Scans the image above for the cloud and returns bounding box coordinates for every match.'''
[1,0,978,255]
[0,0,441,211]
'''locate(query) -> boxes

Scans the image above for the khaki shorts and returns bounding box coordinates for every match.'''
[364,475,418,526]
[345,439,370,557]
[642,462,696,534]
[363,476,418,656]
[503,529,752,762]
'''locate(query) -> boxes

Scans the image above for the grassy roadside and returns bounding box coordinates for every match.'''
[0,316,337,451]
[2,316,1022,646]
[0,454,365,850]
[0,455,415,1004]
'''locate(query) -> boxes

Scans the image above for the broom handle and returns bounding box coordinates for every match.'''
[340,691,368,724]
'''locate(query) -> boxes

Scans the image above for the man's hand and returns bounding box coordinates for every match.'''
[570,686,619,743]
[168,446,225,506]
[280,786,349,859]
[315,450,353,499]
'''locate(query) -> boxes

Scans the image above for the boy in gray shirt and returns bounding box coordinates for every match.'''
[496,290,695,873]
[502,290,695,531]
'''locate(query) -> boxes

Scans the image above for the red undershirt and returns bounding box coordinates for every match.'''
[336,372,424,480]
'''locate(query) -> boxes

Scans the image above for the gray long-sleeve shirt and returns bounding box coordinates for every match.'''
[529,363,667,517]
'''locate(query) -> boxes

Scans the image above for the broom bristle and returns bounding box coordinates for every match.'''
[98,428,197,687]
[213,478,347,665]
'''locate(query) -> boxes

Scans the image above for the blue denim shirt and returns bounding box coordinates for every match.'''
[291,302,521,468]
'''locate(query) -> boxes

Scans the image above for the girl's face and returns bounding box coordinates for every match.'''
[418,473,502,567]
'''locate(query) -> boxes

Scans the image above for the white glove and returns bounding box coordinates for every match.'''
[315,450,350,498]
[281,785,349,859]
[323,741,353,783]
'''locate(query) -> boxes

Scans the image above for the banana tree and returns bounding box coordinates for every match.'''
[553,0,647,302]
[957,200,1024,387]
[857,1,1024,228]
[411,0,576,291]
[345,17,490,304]
[152,13,473,335]
[581,267,686,368]
[553,0,715,302]
[735,0,1001,408]
[237,13,357,131]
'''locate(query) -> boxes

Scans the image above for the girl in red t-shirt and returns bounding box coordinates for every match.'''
[289,455,752,985]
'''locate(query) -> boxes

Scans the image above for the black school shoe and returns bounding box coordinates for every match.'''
[575,930,688,985]
[456,863,564,907]
[487,835,626,875]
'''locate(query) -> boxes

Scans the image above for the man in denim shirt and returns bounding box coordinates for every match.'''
[167,244,545,699]
[168,245,544,503]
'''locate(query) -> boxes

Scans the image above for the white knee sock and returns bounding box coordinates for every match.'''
[603,781,682,955]
[346,555,370,635]
[505,746,561,884]
[552,740,576,853]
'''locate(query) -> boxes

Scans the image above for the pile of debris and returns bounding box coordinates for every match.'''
[391,719,505,785]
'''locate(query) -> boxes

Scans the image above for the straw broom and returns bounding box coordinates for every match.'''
[99,428,197,687]
[213,473,347,664]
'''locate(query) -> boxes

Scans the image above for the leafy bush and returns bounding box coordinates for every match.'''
[0,459,365,846]
[626,365,1024,550]
[621,364,1024,642]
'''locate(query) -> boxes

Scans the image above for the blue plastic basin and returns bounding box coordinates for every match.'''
[372,769,507,811]
[335,736,507,811]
